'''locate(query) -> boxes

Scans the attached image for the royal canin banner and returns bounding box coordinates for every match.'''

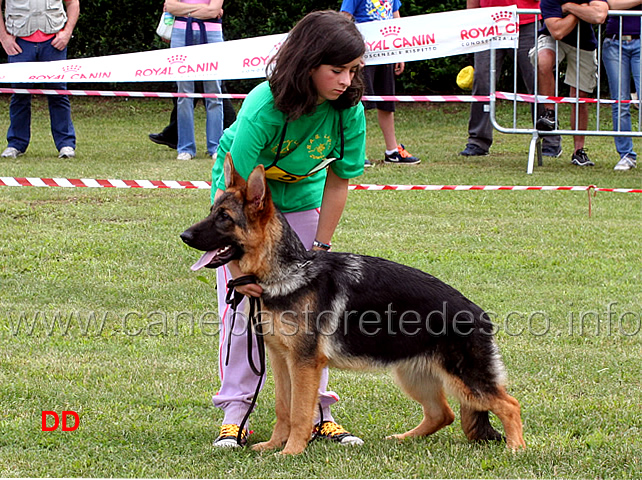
[0,7,518,84]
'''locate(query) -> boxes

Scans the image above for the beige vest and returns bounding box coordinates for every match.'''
[4,0,67,38]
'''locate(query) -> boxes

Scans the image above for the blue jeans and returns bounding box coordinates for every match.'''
[7,37,76,153]
[171,25,223,157]
[602,37,641,160]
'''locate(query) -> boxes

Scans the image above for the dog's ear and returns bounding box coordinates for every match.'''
[246,164,268,211]
[224,153,245,189]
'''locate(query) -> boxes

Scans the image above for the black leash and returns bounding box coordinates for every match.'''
[310,404,325,442]
[224,275,266,446]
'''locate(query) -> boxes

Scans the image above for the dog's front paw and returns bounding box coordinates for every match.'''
[280,446,306,455]
[280,439,308,455]
[251,441,281,452]
[384,433,406,442]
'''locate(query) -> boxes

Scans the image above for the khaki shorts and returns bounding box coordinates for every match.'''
[529,34,598,93]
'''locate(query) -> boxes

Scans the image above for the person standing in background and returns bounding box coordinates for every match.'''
[0,0,79,159]
[602,0,640,171]
[531,0,608,167]
[340,0,421,166]
[148,82,237,150]
[164,0,224,161]
[459,0,563,158]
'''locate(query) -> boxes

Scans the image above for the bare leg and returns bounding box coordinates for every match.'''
[377,109,398,151]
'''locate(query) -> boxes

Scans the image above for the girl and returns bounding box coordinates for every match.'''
[165,0,224,161]
[208,10,367,447]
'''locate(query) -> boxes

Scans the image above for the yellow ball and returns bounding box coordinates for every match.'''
[456,66,474,91]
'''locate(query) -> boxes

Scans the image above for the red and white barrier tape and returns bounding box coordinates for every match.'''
[496,92,639,105]
[351,184,641,193]
[2,87,639,106]
[1,177,640,194]
[0,87,490,103]
[0,177,210,189]
[0,87,248,99]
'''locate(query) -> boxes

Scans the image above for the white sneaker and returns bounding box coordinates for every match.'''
[212,152,217,161]
[1,147,23,158]
[614,154,637,171]
[58,146,76,158]
[177,152,193,161]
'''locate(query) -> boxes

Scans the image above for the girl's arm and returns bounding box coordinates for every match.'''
[314,169,349,249]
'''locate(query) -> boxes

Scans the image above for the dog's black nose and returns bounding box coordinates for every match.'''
[180,230,193,244]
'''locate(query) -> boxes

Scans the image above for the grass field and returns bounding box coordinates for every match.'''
[0,96,641,478]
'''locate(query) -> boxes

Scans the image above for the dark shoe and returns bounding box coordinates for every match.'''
[313,421,364,446]
[364,158,373,168]
[148,133,177,150]
[536,109,557,131]
[571,148,595,167]
[384,144,420,165]
[459,144,489,156]
[541,145,562,158]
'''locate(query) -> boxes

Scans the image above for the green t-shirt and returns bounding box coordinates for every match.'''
[211,81,366,213]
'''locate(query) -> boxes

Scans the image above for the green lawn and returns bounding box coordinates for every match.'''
[0,96,640,478]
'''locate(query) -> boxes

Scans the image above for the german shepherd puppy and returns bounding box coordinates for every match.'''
[181,154,525,455]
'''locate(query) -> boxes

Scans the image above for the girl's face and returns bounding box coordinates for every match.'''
[310,57,362,104]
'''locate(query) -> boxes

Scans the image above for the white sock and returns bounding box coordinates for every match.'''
[385,148,398,155]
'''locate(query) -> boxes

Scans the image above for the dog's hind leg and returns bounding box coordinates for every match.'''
[386,364,455,441]
[460,405,504,443]
[252,348,292,452]
[483,387,525,450]
[454,382,525,451]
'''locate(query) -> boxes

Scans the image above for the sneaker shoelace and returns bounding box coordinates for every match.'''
[219,423,246,440]
[396,144,414,158]
[317,421,350,438]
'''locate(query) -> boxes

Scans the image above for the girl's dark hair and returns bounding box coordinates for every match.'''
[268,10,366,120]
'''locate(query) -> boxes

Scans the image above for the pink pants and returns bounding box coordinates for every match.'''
[213,209,339,427]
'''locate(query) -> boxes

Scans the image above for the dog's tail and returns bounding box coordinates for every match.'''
[460,406,505,443]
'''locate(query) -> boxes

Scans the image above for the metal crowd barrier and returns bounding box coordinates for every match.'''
[489,9,642,173]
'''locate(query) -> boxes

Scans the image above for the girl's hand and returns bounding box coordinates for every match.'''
[235,282,263,298]
[228,261,263,297]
